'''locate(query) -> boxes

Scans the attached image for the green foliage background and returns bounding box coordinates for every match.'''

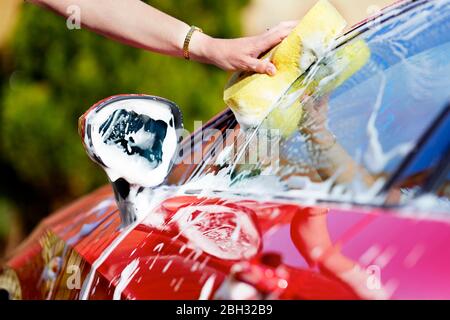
[0,0,248,251]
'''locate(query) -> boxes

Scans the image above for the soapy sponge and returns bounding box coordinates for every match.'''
[264,39,371,137]
[223,0,347,129]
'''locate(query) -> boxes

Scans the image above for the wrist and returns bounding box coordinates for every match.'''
[188,31,215,64]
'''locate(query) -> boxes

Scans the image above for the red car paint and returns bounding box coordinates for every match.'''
[2,183,449,300]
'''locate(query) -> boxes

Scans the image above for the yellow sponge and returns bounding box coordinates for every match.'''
[224,0,347,129]
[264,39,371,137]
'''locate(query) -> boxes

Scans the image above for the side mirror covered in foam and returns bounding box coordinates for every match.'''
[79,95,183,226]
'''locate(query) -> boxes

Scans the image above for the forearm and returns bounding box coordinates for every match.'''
[27,0,211,59]
[28,0,295,73]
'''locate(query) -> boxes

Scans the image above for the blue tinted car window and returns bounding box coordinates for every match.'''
[179,1,450,208]
[228,0,450,203]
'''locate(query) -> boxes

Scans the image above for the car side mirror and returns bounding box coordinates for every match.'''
[79,95,183,226]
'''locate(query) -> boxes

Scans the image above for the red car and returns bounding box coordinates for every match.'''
[1,0,449,300]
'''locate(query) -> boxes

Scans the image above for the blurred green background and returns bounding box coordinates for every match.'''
[0,0,248,256]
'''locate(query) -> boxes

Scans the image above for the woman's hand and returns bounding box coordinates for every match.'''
[190,21,298,76]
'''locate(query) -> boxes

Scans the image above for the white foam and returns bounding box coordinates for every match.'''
[113,258,140,300]
[198,274,216,300]
[88,98,178,188]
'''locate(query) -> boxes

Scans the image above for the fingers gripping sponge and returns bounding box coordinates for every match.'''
[223,0,347,129]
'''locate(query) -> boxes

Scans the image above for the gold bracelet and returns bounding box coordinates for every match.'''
[183,26,203,60]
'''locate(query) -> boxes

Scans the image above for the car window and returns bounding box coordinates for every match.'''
[436,171,450,200]
[171,0,450,207]
[385,106,450,206]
